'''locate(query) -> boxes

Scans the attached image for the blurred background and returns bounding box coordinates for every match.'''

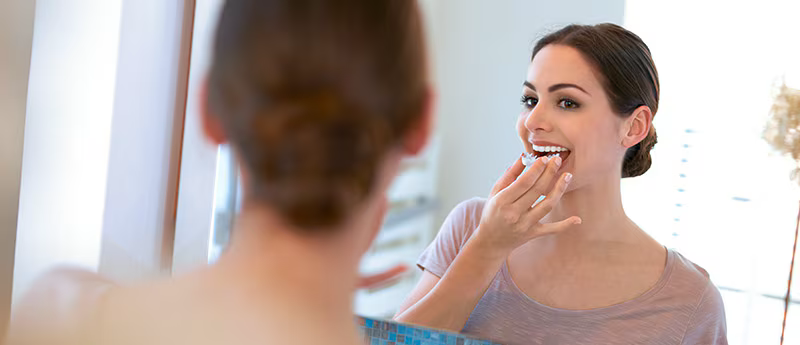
[2,0,800,344]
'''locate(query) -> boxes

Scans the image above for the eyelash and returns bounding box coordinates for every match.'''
[558,98,580,109]
[520,95,537,109]
[519,96,581,110]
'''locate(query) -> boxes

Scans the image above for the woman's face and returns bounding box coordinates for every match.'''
[517,44,629,191]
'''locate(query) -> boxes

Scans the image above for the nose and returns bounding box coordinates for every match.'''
[523,105,552,134]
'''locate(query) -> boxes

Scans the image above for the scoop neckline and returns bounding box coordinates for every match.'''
[500,247,675,316]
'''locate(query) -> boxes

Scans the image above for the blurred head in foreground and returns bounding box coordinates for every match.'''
[204,0,431,256]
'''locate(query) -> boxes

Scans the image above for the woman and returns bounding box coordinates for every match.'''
[395,24,727,345]
[7,0,430,344]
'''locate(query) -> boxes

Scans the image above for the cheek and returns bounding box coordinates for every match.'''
[516,114,528,142]
[572,123,620,171]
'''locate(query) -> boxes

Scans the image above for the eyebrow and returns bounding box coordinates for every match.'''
[523,81,591,96]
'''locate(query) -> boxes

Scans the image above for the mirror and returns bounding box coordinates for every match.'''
[196,0,800,343]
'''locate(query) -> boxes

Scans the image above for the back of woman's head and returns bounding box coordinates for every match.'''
[532,23,660,178]
[208,0,427,231]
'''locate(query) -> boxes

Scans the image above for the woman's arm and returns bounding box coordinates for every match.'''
[393,233,506,332]
[394,155,580,332]
[394,270,439,317]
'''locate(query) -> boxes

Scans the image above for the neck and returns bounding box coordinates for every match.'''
[539,173,641,251]
[213,205,364,320]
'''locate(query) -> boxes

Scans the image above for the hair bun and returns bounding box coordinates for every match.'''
[237,91,391,229]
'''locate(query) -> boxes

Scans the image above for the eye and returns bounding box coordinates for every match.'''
[520,95,538,109]
[558,98,580,110]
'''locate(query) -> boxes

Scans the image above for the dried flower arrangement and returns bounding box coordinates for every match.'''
[764,84,800,180]
[764,83,800,345]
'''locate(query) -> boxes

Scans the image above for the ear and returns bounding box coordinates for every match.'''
[402,86,435,155]
[200,78,228,145]
[621,105,652,149]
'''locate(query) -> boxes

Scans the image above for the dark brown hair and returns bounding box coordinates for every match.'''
[207,0,427,230]
[532,23,660,178]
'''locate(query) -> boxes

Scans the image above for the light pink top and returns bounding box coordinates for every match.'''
[418,198,728,345]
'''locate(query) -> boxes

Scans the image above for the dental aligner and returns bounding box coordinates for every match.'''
[520,151,554,206]
[521,151,564,167]
[522,152,537,167]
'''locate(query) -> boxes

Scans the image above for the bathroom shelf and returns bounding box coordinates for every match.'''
[355,139,440,318]
[383,197,437,229]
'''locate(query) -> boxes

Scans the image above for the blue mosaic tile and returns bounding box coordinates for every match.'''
[356,316,503,345]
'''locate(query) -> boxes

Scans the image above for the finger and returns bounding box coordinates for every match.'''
[525,172,573,221]
[513,155,562,209]
[357,264,409,289]
[490,155,526,197]
[530,216,582,238]
[494,155,549,204]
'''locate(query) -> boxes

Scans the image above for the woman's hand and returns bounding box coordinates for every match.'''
[474,154,581,259]
[357,264,409,289]
[394,154,580,331]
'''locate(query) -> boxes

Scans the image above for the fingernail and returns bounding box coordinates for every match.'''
[554,156,562,167]
[564,173,573,183]
[541,156,550,164]
[574,217,582,225]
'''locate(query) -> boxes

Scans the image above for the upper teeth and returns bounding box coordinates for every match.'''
[532,145,569,152]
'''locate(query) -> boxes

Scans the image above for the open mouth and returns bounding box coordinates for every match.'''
[523,144,572,167]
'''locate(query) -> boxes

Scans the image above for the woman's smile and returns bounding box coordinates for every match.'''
[525,140,572,168]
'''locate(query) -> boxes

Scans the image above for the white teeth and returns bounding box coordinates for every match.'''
[532,144,568,153]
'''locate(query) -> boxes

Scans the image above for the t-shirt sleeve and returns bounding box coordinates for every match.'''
[416,197,485,278]
[681,282,728,345]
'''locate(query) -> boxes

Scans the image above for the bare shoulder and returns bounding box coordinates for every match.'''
[7,266,115,344]
[13,266,115,318]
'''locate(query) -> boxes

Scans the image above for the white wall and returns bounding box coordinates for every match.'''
[12,0,123,304]
[429,0,625,225]
[172,0,226,275]
[0,0,36,335]
[12,0,195,299]
[98,0,193,283]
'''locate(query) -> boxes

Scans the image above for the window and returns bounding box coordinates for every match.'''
[624,1,800,343]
